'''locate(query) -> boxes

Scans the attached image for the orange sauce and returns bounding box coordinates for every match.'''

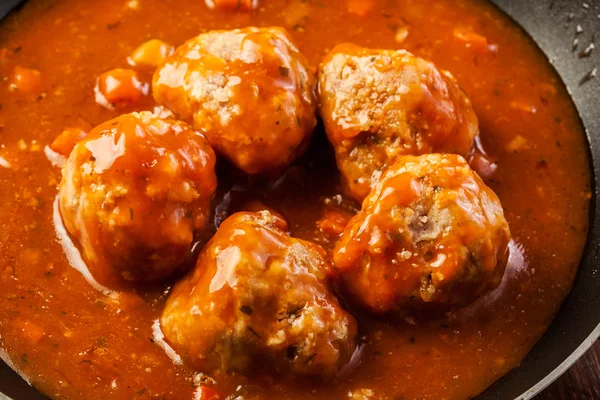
[0,0,591,399]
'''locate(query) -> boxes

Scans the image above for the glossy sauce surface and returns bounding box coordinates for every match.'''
[0,0,591,399]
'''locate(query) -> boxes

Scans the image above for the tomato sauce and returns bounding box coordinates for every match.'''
[0,0,591,399]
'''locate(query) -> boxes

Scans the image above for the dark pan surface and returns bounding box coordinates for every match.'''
[478,0,600,397]
[0,0,598,399]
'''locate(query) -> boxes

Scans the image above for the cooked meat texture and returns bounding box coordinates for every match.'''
[161,211,357,379]
[153,27,317,174]
[318,43,479,201]
[59,111,217,285]
[333,154,510,313]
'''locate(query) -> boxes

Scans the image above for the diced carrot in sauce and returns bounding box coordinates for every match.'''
[95,68,148,108]
[347,0,374,17]
[194,385,220,400]
[8,66,44,95]
[317,208,353,237]
[206,0,257,11]
[128,39,174,68]
[50,128,87,156]
[15,320,46,344]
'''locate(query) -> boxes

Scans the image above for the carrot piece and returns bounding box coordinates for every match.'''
[347,0,374,17]
[128,39,174,67]
[317,208,353,237]
[194,385,220,400]
[95,68,148,108]
[50,128,87,156]
[9,66,43,95]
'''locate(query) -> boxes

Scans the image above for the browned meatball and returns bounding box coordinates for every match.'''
[59,112,217,286]
[333,154,510,313]
[153,27,317,174]
[161,211,357,379]
[319,44,479,202]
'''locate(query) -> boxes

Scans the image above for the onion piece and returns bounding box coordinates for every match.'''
[151,319,183,365]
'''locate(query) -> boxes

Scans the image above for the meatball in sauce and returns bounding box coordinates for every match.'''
[333,154,510,313]
[58,111,217,286]
[153,27,317,174]
[161,211,357,379]
[319,44,479,202]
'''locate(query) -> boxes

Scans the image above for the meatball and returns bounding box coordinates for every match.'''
[59,111,217,285]
[161,211,357,379]
[153,27,317,174]
[318,44,479,201]
[333,154,510,313]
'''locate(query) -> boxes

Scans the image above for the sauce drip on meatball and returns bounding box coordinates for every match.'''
[153,27,317,174]
[161,211,357,379]
[333,154,511,313]
[58,111,217,287]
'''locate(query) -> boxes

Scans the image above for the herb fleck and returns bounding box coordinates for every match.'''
[106,21,121,30]
[247,326,261,338]
[278,66,290,77]
[240,305,254,316]
[304,353,317,364]
[129,207,134,220]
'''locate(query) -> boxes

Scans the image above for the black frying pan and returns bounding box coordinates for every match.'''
[0,0,598,399]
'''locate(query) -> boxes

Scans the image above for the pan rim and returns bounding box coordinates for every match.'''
[0,1,598,400]
[518,326,600,399]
